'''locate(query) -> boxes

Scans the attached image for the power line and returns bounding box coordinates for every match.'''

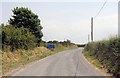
[94,0,107,18]
[90,0,107,42]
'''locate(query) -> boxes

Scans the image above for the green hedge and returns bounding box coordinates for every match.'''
[2,25,36,51]
[84,37,120,77]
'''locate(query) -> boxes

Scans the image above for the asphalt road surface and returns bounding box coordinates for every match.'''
[12,48,105,76]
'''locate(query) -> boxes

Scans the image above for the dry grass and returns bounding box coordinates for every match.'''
[2,45,77,75]
[2,47,52,75]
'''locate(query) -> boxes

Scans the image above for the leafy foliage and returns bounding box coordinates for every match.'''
[59,39,72,47]
[84,38,120,77]
[9,7,43,43]
[47,39,74,47]
[2,25,36,51]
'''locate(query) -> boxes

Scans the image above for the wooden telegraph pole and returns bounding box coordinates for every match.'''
[91,17,93,42]
[88,34,90,43]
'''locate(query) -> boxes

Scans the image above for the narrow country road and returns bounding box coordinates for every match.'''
[12,48,105,76]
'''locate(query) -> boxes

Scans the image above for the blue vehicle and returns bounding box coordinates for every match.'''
[47,44,55,49]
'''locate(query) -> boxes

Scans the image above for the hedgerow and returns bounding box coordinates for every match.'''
[2,25,36,51]
[84,37,120,77]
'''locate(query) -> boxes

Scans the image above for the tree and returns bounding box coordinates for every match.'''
[9,7,43,44]
[66,39,71,44]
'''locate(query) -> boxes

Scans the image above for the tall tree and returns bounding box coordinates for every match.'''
[9,7,43,43]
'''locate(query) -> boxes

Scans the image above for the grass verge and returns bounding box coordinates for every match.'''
[82,51,103,69]
[82,51,112,76]
[0,50,2,76]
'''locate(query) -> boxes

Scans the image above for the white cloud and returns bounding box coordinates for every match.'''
[1,2,118,44]
[94,14,118,40]
[42,14,118,44]
[42,18,90,44]
[1,0,119,2]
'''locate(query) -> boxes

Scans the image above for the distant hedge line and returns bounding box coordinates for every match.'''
[84,37,120,77]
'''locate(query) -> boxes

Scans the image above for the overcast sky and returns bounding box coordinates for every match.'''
[0,0,118,44]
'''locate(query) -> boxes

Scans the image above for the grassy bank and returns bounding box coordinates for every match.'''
[2,44,77,75]
[82,51,111,76]
[83,37,120,78]
[0,51,2,76]
[83,51,103,69]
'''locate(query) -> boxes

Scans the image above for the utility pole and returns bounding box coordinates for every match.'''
[91,17,93,42]
[118,1,120,37]
[88,34,90,43]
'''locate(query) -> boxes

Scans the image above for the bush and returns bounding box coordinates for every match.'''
[84,37,120,77]
[2,25,36,51]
